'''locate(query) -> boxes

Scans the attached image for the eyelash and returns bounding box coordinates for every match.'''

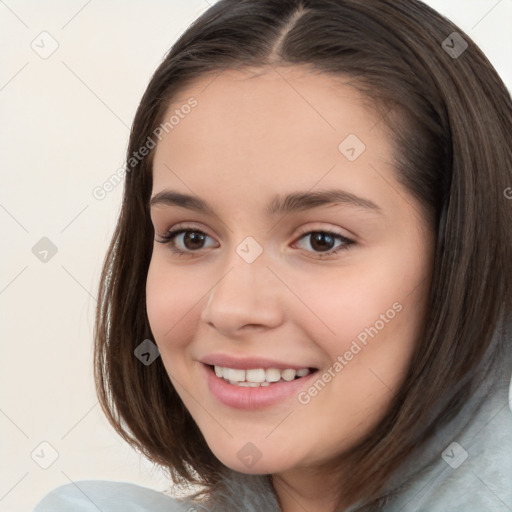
[155,225,355,259]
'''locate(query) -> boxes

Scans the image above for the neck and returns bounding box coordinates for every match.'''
[271,467,347,512]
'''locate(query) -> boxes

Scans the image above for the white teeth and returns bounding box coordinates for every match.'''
[213,365,312,386]
[230,380,259,387]
[224,368,245,382]
[281,369,296,381]
[265,368,282,382]
[245,368,266,383]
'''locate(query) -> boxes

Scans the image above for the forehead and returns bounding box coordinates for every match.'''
[151,66,396,213]
[157,66,382,147]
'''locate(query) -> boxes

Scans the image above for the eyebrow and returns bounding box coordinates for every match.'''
[149,189,381,215]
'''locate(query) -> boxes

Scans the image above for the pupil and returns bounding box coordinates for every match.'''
[311,232,334,252]
[184,232,205,250]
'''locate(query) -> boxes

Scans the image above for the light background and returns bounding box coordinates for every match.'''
[0,1,510,511]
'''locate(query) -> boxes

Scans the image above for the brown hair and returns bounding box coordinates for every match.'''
[94,0,512,508]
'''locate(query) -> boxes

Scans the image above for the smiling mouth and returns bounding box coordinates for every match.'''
[207,364,319,387]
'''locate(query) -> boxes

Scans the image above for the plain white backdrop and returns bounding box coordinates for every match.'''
[0,1,511,511]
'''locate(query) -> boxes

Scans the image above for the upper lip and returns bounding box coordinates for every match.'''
[200,354,318,371]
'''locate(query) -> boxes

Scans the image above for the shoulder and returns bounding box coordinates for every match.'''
[386,352,512,511]
[33,480,198,512]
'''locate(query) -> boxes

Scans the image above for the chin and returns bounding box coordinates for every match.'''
[210,444,299,475]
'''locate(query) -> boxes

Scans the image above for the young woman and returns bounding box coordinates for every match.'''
[34,0,512,510]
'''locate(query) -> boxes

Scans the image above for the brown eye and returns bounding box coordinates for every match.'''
[294,230,354,257]
[156,228,218,254]
[180,231,208,250]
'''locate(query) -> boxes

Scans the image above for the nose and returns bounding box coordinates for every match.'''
[200,251,285,336]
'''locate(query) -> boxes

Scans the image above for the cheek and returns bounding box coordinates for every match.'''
[293,263,408,343]
[296,250,430,378]
[145,256,202,349]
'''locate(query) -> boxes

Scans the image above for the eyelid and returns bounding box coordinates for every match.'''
[156,221,356,257]
[157,222,353,241]
[155,223,216,245]
[156,221,212,237]
[293,222,355,241]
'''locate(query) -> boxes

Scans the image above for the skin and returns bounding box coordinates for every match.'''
[146,66,435,512]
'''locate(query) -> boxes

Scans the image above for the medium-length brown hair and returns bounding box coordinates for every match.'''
[94,0,512,508]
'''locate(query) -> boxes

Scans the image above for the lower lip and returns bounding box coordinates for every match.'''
[203,364,318,410]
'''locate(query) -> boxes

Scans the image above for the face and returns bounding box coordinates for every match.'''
[146,66,434,478]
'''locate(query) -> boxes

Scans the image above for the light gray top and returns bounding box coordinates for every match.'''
[34,320,512,511]
[32,480,190,512]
